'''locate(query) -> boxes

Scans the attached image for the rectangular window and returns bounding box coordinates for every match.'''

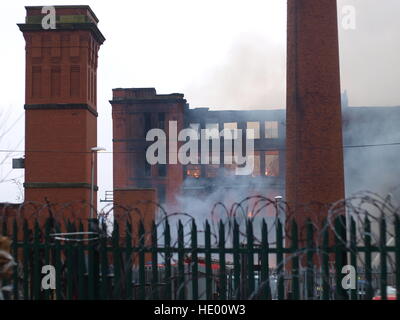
[265,121,279,139]
[247,121,260,139]
[32,66,42,98]
[144,113,151,136]
[94,73,97,103]
[224,122,237,130]
[265,151,279,176]
[158,113,165,129]
[206,164,219,178]
[51,67,61,97]
[70,66,80,97]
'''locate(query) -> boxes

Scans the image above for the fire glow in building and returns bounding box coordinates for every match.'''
[110,88,285,214]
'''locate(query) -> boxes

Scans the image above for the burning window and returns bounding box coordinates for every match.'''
[265,151,279,176]
[186,164,201,179]
[265,121,279,139]
[247,121,260,139]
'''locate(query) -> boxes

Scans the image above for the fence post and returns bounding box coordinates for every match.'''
[177,220,185,300]
[191,219,198,300]
[65,221,74,300]
[151,221,158,300]
[233,220,241,299]
[276,217,284,300]
[125,220,132,300]
[261,219,270,300]
[321,220,330,300]
[54,222,62,300]
[349,216,357,300]
[22,220,30,300]
[247,219,255,298]
[100,221,109,300]
[113,220,122,298]
[306,219,314,300]
[32,220,41,300]
[379,215,387,300]
[205,220,212,300]
[334,215,347,300]
[291,220,299,300]
[123,221,132,299]
[138,220,145,299]
[88,219,100,300]
[77,220,86,300]
[164,219,172,299]
[12,219,19,300]
[43,219,51,300]
[218,221,226,300]
[44,217,54,300]
[364,215,373,300]
[395,214,400,300]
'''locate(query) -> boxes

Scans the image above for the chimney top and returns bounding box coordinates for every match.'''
[18,5,105,45]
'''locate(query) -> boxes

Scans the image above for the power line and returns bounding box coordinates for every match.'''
[1,141,400,154]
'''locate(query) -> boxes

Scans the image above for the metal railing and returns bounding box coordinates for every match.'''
[0,211,399,300]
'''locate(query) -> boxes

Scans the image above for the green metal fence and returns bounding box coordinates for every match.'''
[0,214,399,300]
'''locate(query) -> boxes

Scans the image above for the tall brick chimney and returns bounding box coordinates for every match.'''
[18,6,105,220]
[286,1,345,228]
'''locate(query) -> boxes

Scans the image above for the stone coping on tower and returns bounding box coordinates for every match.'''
[24,5,99,24]
[18,5,106,45]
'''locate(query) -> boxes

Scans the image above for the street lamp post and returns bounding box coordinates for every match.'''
[90,147,106,222]
[89,147,105,300]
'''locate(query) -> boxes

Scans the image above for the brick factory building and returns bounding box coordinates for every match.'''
[110,88,285,214]
[110,87,400,218]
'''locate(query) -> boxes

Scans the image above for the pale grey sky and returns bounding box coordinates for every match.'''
[0,0,399,204]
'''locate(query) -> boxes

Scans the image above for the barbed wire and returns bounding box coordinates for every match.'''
[1,191,398,299]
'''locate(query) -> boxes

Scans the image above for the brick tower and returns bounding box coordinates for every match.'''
[18,6,105,220]
[286,1,345,227]
[110,88,186,209]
